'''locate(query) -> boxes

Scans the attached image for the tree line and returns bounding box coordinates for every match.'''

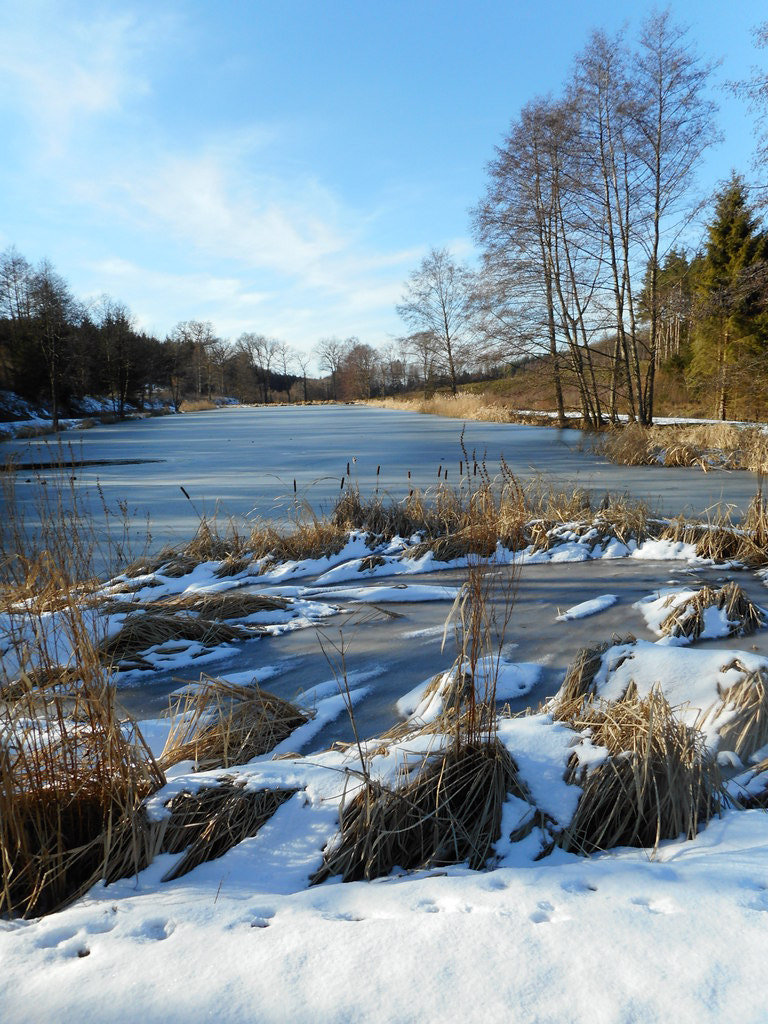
[0,244,499,422]
[397,11,768,424]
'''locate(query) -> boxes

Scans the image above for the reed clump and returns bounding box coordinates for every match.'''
[698,663,768,762]
[310,740,525,883]
[156,592,290,618]
[559,689,724,855]
[159,677,312,771]
[600,422,768,474]
[658,495,768,565]
[158,781,296,881]
[100,612,253,670]
[0,679,165,918]
[658,582,765,641]
[550,636,636,721]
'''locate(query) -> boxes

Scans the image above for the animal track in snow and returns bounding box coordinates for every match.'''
[128,918,175,942]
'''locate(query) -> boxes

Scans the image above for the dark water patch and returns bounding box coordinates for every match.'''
[4,458,165,472]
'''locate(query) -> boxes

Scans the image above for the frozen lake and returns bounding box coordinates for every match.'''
[1,405,763,554]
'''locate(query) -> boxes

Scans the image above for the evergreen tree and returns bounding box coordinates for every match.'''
[689,176,768,419]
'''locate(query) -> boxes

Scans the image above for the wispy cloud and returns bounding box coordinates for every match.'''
[0,4,447,348]
[0,4,158,155]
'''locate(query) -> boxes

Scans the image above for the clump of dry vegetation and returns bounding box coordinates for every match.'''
[100,612,253,671]
[698,663,768,763]
[599,422,768,474]
[559,689,725,855]
[158,781,296,881]
[159,676,313,772]
[312,547,526,883]
[311,740,524,883]
[0,678,165,918]
[550,636,636,720]
[660,494,768,565]
[658,582,765,641]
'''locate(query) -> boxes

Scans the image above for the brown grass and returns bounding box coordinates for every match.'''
[658,582,765,641]
[559,689,724,855]
[156,592,290,618]
[600,422,768,474]
[158,676,312,771]
[550,637,636,720]
[100,612,253,670]
[698,663,768,762]
[0,679,165,918]
[158,781,296,881]
[660,497,768,565]
[311,739,525,883]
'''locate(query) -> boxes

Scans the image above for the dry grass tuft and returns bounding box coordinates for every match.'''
[311,739,525,883]
[659,582,765,641]
[660,501,768,566]
[559,689,724,855]
[551,636,636,720]
[100,612,252,669]
[0,680,165,918]
[249,518,348,567]
[698,663,768,762]
[159,677,312,771]
[156,591,290,619]
[159,781,296,881]
[600,423,768,475]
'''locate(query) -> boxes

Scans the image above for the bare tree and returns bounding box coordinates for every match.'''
[633,9,719,422]
[728,22,768,184]
[404,331,438,398]
[295,350,312,402]
[315,336,347,399]
[396,248,477,395]
[97,297,135,418]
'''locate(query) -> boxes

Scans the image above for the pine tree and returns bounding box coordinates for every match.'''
[689,176,768,419]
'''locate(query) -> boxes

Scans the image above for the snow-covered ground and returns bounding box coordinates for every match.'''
[4,520,768,1023]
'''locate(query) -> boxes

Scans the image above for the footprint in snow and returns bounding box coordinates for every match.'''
[129,918,175,942]
[530,900,571,924]
[630,896,676,915]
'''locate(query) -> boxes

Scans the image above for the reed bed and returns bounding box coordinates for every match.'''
[660,495,768,565]
[558,690,724,855]
[159,781,296,881]
[659,582,765,641]
[159,677,312,771]
[0,680,165,918]
[156,592,290,618]
[599,422,768,474]
[311,740,525,883]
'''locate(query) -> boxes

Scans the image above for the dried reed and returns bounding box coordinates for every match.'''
[0,680,164,918]
[559,689,724,855]
[159,781,296,881]
[157,592,290,618]
[659,582,765,641]
[100,612,251,669]
[159,676,312,771]
[551,636,636,720]
[698,664,768,761]
[311,740,525,883]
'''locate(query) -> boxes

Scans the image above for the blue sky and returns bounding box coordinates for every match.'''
[0,1,764,362]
